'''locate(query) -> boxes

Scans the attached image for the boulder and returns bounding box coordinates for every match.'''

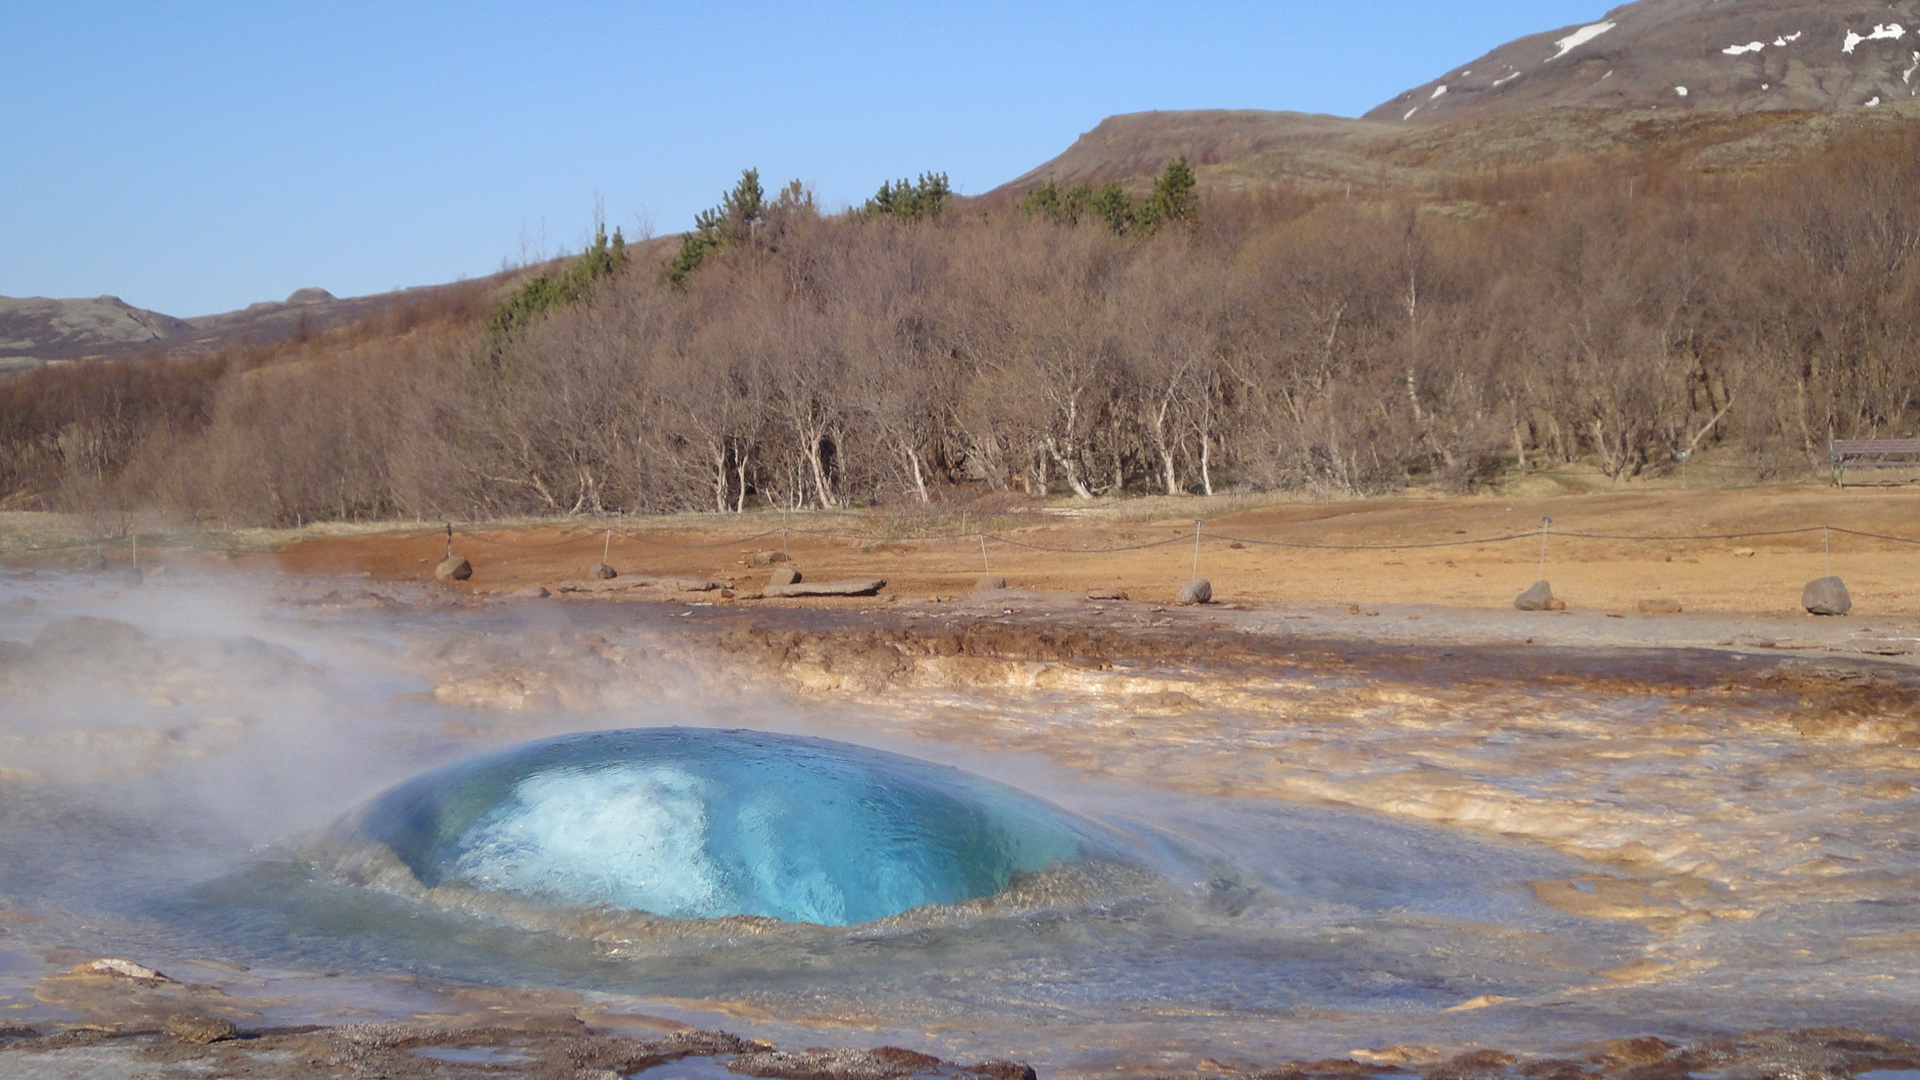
[768,566,802,587]
[1514,580,1555,611]
[1636,598,1682,614]
[434,555,473,582]
[1803,575,1852,616]
[761,578,887,598]
[82,552,109,572]
[588,562,617,580]
[974,575,1008,592]
[748,550,791,567]
[1177,579,1213,605]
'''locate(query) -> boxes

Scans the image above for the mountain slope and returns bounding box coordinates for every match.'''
[0,295,190,366]
[986,0,1920,203]
[1368,0,1920,124]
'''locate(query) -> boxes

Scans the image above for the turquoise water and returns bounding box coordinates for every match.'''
[346,727,1128,925]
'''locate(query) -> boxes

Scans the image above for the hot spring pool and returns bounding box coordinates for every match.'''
[341,727,1132,925]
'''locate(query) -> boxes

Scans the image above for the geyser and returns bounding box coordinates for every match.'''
[346,727,1126,925]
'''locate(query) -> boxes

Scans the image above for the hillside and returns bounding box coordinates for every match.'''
[0,271,555,370]
[988,0,1920,202]
[0,295,190,370]
[1369,0,1920,124]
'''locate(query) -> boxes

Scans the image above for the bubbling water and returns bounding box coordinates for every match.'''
[343,727,1134,926]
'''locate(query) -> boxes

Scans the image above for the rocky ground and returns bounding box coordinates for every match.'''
[9,485,1920,1076]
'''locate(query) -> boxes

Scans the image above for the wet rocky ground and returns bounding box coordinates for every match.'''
[8,574,1920,1076]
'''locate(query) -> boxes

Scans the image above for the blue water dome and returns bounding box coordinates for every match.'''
[348,728,1124,926]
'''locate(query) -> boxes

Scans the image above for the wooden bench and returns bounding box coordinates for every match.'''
[1830,438,1920,485]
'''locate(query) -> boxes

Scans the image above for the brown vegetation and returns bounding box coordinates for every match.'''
[4,122,1920,526]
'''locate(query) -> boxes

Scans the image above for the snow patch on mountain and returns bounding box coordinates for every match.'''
[1843,24,1907,54]
[1547,21,1616,62]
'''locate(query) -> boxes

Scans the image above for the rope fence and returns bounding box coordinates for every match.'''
[9,518,1920,561]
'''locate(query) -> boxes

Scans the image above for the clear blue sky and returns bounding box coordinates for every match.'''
[2,1,1607,317]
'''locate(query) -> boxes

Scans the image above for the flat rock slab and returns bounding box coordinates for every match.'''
[761,578,887,598]
[555,576,726,594]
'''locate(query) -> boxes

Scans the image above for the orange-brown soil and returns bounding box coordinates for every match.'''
[267,485,1920,618]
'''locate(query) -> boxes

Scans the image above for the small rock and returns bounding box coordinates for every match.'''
[747,550,790,567]
[1514,580,1555,611]
[1546,598,1568,611]
[165,1016,237,1045]
[971,1061,1038,1080]
[1732,547,1757,558]
[1087,589,1128,601]
[76,959,169,981]
[1637,598,1682,614]
[124,566,145,586]
[509,586,550,599]
[768,566,802,587]
[1177,579,1213,605]
[1351,1045,1444,1066]
[434,555,473,582]
[1601,1037,1676,1066]
[589,562,617,580]
[974,575,1008,592]
[1803,575,1852,616]
[83,552,109,572]
[1348,604,1360,614]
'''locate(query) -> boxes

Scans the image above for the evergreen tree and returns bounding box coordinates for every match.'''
[861,172,951,222]
[1135,156,1198,236]
[1019,180,1064,221]
[1091,182,1135,234]
[482,225,628,355]
[662,169,766,287]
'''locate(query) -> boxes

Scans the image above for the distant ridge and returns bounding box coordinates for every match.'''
[1369,0,1920,123]
[988,0,1920,204]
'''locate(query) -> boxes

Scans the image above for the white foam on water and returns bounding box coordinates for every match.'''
[451,765,727,918]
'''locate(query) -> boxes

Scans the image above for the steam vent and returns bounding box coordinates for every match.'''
[347,727,1122,925]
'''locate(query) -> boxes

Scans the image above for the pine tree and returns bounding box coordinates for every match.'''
[1091,182,1135,234]
[1020,180,1065,221]
[861,172,951,222]
[1135,156,1198,236]
[663,169,766,287]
